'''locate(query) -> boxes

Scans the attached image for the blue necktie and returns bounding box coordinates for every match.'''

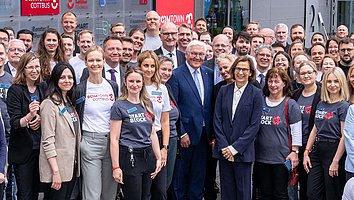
[108,69,117,82]
[259,74,265,88]
[193,69,202,99]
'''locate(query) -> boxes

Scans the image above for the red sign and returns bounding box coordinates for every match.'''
[21,0,60,16]
[156,0,194,29]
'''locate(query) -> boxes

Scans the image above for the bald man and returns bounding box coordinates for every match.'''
[142,10,162,51]
[154,22,186,68]
[260,28,275,45]
[336,25,349,39]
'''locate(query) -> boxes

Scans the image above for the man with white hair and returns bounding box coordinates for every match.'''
[141,10,162,51]
[274,23,290,52]
[168,40,214,200]
[4,39,26,77]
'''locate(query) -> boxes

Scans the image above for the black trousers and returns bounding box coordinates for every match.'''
[298,148,308,200]
[203,144,218,200]
[13,149,40,200]
[307,140,345,200]
[120,145,155,200]
[255,162,289,200]
[151,131,167,200]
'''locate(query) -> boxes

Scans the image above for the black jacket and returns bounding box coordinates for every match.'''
[7,83,47,164]
[154,47,186,68]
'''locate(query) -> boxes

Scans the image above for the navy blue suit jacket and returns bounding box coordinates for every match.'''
[213,83,263,162]
[154,47,186,67]
[167,63,213,145]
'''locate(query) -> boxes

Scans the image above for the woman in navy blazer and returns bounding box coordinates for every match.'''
[214,56,263,200]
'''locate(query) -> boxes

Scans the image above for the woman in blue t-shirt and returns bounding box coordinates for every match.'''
[303,67,349,200]
[255,67,302,199]
[110,67,162,200]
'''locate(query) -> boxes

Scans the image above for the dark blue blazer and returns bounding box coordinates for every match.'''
[167,63,213,145]
[213,82,263,162]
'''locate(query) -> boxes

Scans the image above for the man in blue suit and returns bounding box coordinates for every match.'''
[167,40,213,200]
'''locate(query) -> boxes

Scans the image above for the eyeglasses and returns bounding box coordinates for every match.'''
[300,70,315,77]
[9,48,25,53]
[234,67,250,73]
[188,51,205,58]
[161,32,177,37]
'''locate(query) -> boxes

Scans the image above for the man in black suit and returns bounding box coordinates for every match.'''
[203,34,230,85]
[154,22,185,69]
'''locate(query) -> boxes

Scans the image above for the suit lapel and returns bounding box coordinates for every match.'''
[225,83,234,124]
[201,66,209,105]
[58,103,75,135]
[181,65,202,104]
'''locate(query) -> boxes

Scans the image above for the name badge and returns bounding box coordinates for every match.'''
[151,91,162,96]
[262,106,270,113]
[127,107,137,113]
[318,107,325,111]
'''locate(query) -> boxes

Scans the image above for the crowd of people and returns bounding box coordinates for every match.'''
[0,8,353,200]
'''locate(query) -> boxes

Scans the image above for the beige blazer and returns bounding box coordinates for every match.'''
[39,97,81,183]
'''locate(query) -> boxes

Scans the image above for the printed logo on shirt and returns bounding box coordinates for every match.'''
[129,113,147,123]
[0,84,11,101]
[86,93,114,102]
[261,115,282,126]
[273,116,281,125]
[150,91,163,104]
[315,108,335,120]
[70,112,78,123]
[299,105,312,114]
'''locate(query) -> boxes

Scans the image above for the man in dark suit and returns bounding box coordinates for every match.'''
[80,36,125,94]
[154,22,185,69]
[167,40,213,200]
[203,34,230,86]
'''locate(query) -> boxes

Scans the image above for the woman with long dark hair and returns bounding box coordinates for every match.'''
[39,63,80,199]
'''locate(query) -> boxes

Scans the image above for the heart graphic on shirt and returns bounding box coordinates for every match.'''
[273,116,281,125]
[145,112,153,121]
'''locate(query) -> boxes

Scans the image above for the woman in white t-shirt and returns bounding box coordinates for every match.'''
[75,46,119,200]
[138,50,170,200]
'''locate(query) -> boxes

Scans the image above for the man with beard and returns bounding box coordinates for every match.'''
[290,24,306,43]
[142,10,162,51]
[69,30,95,83]
[204,34,230,85]
[4,39,26,77]
[177,24,192,53]
[17,29,34,53]
[235,31,251,57]
[155,22,185,68]
[255,45,274,89]
[338,38,354,76]
[120,37,134,69]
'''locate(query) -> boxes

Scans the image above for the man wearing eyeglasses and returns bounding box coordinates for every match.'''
[4,39,26,77]
[255,45,274,89]
[338,38,354,76]
[154,22,185,69]
[167,40,213,200]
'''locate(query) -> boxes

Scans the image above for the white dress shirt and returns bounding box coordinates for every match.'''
[186,62,204,105]
[161,46,178,69]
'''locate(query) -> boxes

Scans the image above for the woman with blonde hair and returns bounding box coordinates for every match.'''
[303,67,349,199]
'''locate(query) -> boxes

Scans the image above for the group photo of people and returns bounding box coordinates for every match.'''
[0,7,352,200]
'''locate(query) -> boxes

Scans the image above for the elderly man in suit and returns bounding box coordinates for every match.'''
[155,22,186,69]
[168,40,213,200]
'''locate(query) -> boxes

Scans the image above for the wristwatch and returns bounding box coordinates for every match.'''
[291,149,299,154]
[162,144,169,150]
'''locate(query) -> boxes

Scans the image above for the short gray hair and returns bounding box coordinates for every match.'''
[255,44,274,57]
[8,39,25,52]
[274,23,288,33]
[186,40,206,53]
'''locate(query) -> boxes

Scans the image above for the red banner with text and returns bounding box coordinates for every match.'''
[21,0,60,16]
[156,0,194,29]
